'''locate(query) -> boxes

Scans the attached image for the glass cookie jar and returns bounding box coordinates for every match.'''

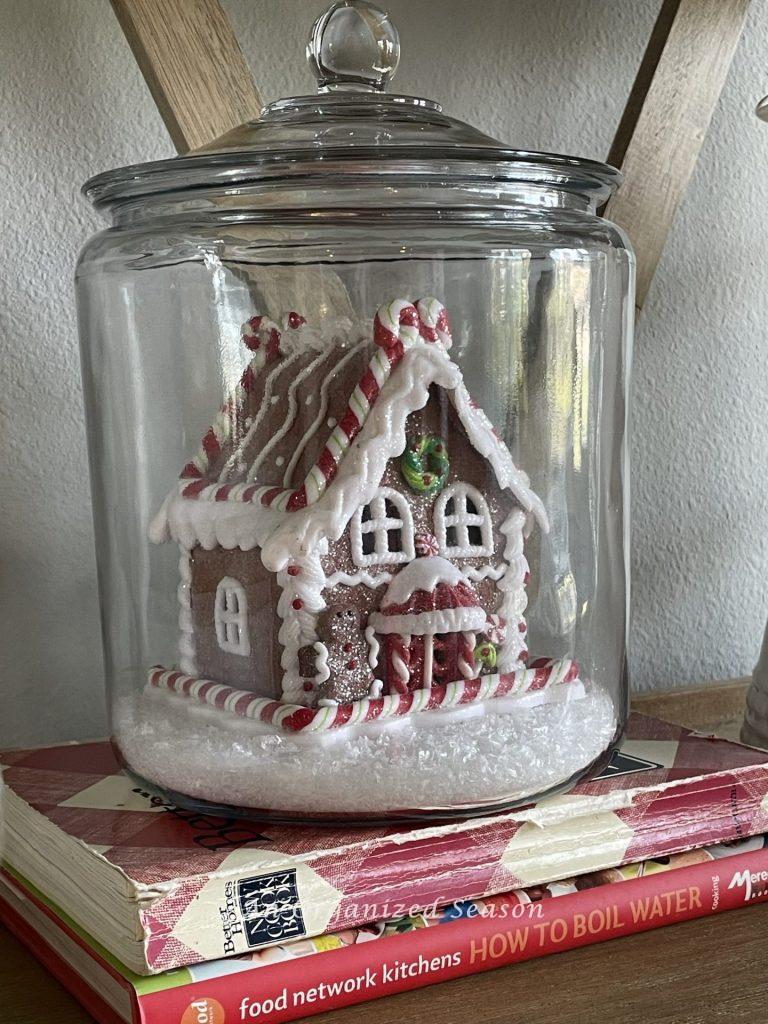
[77,0,633,822]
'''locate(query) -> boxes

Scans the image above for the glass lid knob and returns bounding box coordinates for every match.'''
[307,0,400,94]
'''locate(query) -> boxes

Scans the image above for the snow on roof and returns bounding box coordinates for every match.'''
[150,299,548,570]
[381,556,469,607]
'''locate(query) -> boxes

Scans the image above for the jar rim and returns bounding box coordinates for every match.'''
[83,147,621,210]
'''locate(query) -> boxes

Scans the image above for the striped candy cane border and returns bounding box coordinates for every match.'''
[147,657,580,734]
[179,314,288,487]
[177,298,451,512]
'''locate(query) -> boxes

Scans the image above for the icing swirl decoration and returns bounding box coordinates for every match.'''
[401,435,449,495]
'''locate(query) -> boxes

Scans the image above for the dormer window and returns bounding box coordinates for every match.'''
[351,487,415,567]
[214,577,251,656]
[435,483,493,557]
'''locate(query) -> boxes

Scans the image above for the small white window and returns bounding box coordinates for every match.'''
[435,483,493,557]
[351,487,415,567]
[214,577,251,656]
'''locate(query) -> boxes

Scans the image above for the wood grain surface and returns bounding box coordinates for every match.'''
[633,677,750,733]
[2,904,767,1023]
[605,0,751,310]
[110,0,262,153]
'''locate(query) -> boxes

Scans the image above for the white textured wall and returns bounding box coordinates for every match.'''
[1,0,767,747]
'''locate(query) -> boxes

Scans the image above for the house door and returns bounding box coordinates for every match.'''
[384,632,468,692]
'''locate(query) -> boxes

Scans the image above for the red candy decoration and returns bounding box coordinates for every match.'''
[287,312,306,329]
[287,565,301,577]
[343,642,353,653]
[303,681,314,692]
[292,598,303,610]
[347,660,357,670]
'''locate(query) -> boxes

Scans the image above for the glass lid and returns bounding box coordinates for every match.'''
[84,0,620,207]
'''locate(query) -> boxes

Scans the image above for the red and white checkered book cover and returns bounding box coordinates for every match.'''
[2,713,768,974]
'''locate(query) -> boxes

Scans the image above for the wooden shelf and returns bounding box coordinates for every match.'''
[3,904,767,1024]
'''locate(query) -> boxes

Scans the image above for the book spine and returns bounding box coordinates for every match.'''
[139,846,768,1024]
[0,892,134,1024]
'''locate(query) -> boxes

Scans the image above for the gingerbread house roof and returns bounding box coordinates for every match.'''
[150,298,547,571]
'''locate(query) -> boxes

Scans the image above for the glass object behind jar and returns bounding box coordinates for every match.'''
[76,198,632,823]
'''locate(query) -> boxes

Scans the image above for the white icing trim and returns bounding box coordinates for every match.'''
[313,641,330,684]
[325,569,393,590]
[381,555,466,606]
[350,486,415,567]
[282,338,369,487]
[364,624,380,670]
[464,563,505,583]
[434,482,493,558]
[217,350,304,482]
[369,605,487,636]
[177,544,196,675]
[214,577,250,656]
[496,508,530,671]
[449,382,548,532]
[152,343,547,564]
[275,548,327,703]
[248,348,331,479]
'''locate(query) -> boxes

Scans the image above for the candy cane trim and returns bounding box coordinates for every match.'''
[146,657,580,734]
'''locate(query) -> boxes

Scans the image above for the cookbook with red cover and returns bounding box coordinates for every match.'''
[2,834,768,1024]
[2,712,768,974]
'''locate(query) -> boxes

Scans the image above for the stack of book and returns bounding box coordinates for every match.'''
[2,712,768,1024]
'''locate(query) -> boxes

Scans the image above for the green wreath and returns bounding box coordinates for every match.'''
[400,435,449,495]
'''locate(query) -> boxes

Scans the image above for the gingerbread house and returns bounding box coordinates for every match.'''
[149,297,571,731]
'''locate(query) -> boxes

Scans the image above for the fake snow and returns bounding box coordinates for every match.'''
[116,685,617,818]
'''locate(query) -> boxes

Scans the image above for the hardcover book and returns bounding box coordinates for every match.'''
[2,835,768,1024]
[2,713,768,974]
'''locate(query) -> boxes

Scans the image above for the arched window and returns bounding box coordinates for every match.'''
[351,488,415,567]
[435,483,493,557]
[214,577,251,656]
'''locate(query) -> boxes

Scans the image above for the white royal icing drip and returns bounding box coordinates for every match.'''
[177,544,196,675]
[381,556,466,606]
[496,508,530,671]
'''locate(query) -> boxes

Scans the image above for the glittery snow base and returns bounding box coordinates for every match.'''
[116,684,617,816]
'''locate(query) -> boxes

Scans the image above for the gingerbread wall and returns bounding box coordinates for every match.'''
[189,545,283,698]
